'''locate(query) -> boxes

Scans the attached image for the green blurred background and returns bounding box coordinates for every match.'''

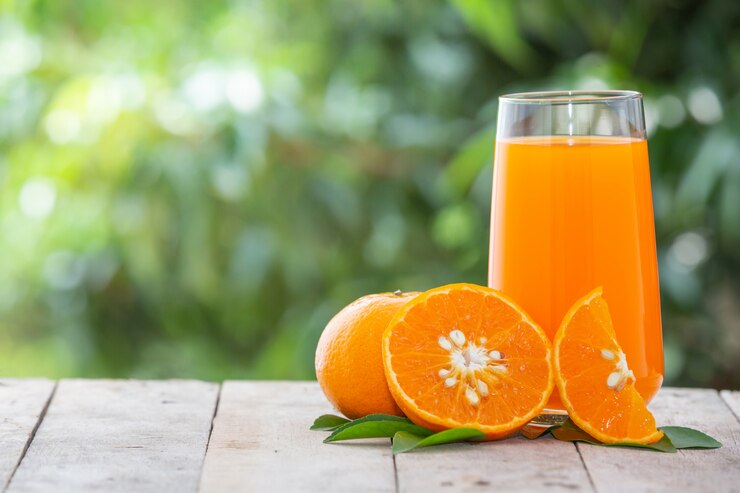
[1,0,738,388]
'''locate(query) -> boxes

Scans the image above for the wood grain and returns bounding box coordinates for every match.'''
[395,434,594,492]
[579,388,740,493]
[198,381,396,493]
[720,390,740,422]
[6,379,218,493]
[3,380,738,493]
[0,379,55,492]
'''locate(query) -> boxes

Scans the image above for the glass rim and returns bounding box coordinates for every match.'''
[499,90,642,104]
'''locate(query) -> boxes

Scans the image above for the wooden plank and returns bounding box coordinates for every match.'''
[579,388,740,493]
[720,390,740,422]
[198,381,396,493]
[0,379,55,492]
[395,433,594,492]
[6,379,219,493]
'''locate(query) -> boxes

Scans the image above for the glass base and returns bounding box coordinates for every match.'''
[521,409,569,439]
[537,408,569,419]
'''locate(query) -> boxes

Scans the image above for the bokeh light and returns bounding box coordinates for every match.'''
[0,1,737,390]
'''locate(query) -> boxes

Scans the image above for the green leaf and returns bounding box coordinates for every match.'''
[551,419,677,453]
[391,431,427,454]
[549,419,722,452]
[310,414,351,431]
[392,428,487,454]
[323,414,434,443]
[661,426,722,449]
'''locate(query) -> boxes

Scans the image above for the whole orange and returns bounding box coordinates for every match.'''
[315,290,418,419]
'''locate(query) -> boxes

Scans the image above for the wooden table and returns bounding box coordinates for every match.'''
[1,380,738,493]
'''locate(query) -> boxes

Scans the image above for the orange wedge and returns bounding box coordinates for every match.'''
[382,283,554,439]
[554,287,663,444]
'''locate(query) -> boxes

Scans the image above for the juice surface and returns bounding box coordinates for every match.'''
[489,136,664,411]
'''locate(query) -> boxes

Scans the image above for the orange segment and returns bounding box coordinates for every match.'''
[554,287,664,444]
[382,283,554,439]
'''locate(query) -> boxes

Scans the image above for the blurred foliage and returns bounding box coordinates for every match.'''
[0,0,738,388]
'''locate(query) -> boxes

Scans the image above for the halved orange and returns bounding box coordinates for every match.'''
[382,283,554,439]
[554,287,663,444]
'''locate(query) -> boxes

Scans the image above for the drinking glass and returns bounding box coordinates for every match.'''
[489,90,664,413]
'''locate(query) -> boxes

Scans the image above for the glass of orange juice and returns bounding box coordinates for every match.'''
[489,91,663,414]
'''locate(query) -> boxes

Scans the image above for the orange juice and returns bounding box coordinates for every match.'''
[489,136,664,411]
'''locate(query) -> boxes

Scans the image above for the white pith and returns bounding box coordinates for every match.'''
[437,330,508,406]
[601,347,635,391]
